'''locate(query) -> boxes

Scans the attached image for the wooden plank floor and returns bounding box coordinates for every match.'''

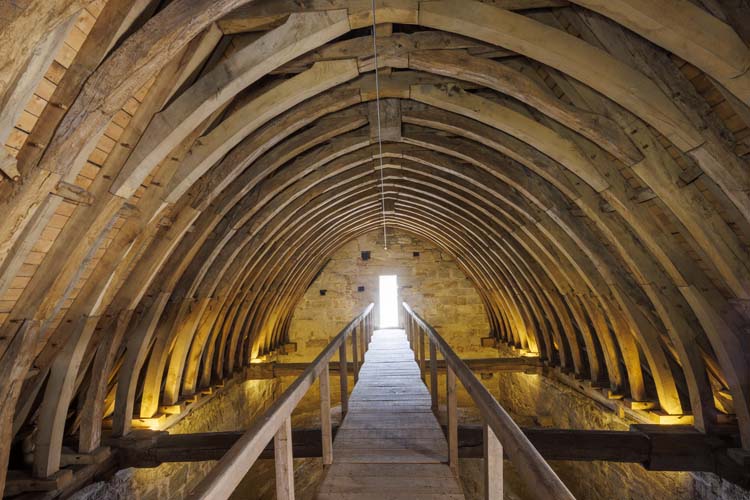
[316,329,465,499]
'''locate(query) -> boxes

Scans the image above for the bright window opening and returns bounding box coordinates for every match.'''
[378,275,399,328]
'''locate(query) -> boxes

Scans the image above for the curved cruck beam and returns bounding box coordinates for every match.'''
[128,82,716,418]
[2,1,750,488]
[63,84,740,462]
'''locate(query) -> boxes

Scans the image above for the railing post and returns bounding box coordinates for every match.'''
[362,318,368,356]
[447,365,459,476]
[352,325,359,383]
[319,369,333,466]
[406,316,411,347]
[429,339,438,412]
[274,417,294,500]
[339,341,348,416]
[419,327,426,380]
[405,315,410,344]
[484,422,503,500]
[400,304,574,499]
[410,318,417,357]
[365,315,371,346]
[366,313,372,349]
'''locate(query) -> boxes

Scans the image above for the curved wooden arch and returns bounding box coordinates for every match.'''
[138,152,644,410]
[2,1,750,490]
[86,94,736,458]
[156,97,708,414]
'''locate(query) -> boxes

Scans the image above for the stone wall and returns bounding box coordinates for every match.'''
[286,229,492,361]
[284,228,749,500]
[71,378,278,500]
[452,343,750,500]
[73,228,750,500]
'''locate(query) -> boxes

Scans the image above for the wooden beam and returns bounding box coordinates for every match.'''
[273,417,294,500]
[111,10,352,198]
[0,4,78,156]
[446,365,459,475]
[3,469,73,498]
[418,0,702,151]
[319,371,333,465]
[270,31,513,74]
[484,422,503,500]
[568,0,750,102]
[368,99,402,143]
[13,0,158,174]
[247,357,541,379]
[407,49,642,165]
[0,143,20,181]
[110,424,746,482]
[0,321,38,496]
[217,0,567,34]
[186,305,372,499]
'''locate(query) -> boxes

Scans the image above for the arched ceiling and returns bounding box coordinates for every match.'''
[0,0,749,491]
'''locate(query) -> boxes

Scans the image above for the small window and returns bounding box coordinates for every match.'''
[357,286,365,292]
[361,251,371,261]
[319,289,327,296]
[413,251,420,257]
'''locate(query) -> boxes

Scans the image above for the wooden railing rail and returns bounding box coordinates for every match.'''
[403,302,575,500]
[188,303,374,500]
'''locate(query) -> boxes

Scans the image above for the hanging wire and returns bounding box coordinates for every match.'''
[371,0,388,250]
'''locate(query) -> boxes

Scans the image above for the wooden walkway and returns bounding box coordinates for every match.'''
[316,329,466,499]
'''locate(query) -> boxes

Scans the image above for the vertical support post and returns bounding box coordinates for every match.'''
[414,320,419,360]
[407,317,412,346]
[447,365,459,476]
[405,315,410,345]
[365,315,370,346]
[274,417,295,500]
[319,370,333,466]
[352,326,359,383]
[339,341,348,416]
[359,320,366,362]
[367,315,371,343]
[418,327,426,380]
[412,319,417,355]
[429,339,438,412]
[363,318,368,355]
[483,422,503,500]
[363,316,368,347]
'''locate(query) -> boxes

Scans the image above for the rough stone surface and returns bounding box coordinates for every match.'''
[287,229,493,359]
[451,342,750,500]
[72,229,750,499]
[70,379,278,500]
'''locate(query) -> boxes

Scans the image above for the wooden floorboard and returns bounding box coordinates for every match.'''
[316,329,465,499]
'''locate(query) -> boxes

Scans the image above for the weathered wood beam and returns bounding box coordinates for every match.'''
[0,0,257,311]
[268,31,515,75]
[368,99,401,143]
[246,357,542,379]
[3,469,74,498]
[111,10,352,199]
[0,149,19,181]
[13,0,158,175]
[0,1,82,158]
[0,321,38,496]
[568,0,750,103]
[217,0,568,33]
[109,424,747,488]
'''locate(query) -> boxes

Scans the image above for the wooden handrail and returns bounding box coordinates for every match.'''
[402,302,575,500]
[188,303,374,499]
